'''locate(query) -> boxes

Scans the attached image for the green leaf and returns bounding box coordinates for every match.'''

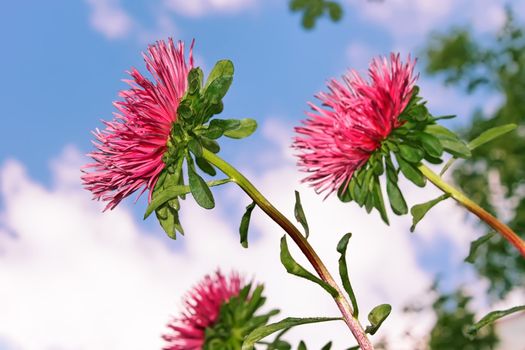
[242,317,342,350]
[200,137,221,153]
[298,341,307,350]
[365,304,392,335]
[280,236,338,297]
[337,182,352,203]
[188,158,215,209]
[239,201,256,248]
[420,132,444,158]
[204,60,234,103]
[155,205,183,239]
[399,144,424,164]
[321,341,332,350]
[195,157,216,176]
[467,305,525,338]
[144,179,230,219]
[205,59,234,89]
[410,194,449,232]
[468,123,517,150]
[337,233,359,317]
[372,176,389,225]
[294,191,309,238]
[425,124,471,158]
[396,154,427,187]
[326,2,342,21]
[208,118,241,133]
[223,118,258,139]
[386,175,408,215]
[188,139,203,157]
[465,231,496,264]
[187,67,203,95]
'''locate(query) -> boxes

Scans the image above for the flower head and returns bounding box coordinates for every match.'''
[82,38,194,210]
[163,271,241,350]
[163,271,275,350]
[293,53,417,195]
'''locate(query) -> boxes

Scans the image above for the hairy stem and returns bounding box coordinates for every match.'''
[202,149,374,350]
[418,164,525,257]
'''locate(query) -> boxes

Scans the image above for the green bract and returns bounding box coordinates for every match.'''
[204,284,279,350]
[337,86,470,224]
[149,60,258,238]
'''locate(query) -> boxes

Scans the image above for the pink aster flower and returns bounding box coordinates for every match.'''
[82,38,194,210]
[293,53,417,195]
[163,271,242,350]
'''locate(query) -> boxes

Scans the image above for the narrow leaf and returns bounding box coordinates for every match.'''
[410,194,449,232]
[144,179,230,219]
[372,176,389,225]
[195,157,216,176]
[187,158,215,209]
[386,176,408,215]
[468,123,517,150]
[280,236,338,297]
[155,205,183,239]
[188,139,203,157]
[440,138,471,158]
[365,304,392,335]
[420,132,444,158]
[396,154,426,187]
[465,231,496,264]
[224,118,258,139]
[467,305,525,338]
[294,191,310,238]
[242,317,342,350]
[337,233,359,317]
[399,144,424,164]
[298,341,307,350]
[239,201,256,248]
[321,342,333,350]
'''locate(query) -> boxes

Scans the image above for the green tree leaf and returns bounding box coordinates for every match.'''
[280,236,338,297]
[242,317,341,350]
[467,305,525,338]
[464,232,496,264]
[294,191,310,238]
[365,304,392,335]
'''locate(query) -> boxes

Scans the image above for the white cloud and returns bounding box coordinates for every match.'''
[85,0,134,40]
[2,121,519,349]
[164,0,255,17]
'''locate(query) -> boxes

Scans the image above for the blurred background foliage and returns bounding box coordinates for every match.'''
[288,2,525,348]
[423,7,525,299]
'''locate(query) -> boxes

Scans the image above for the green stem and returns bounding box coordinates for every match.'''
[418,164,525,257]
[202,149,374,350]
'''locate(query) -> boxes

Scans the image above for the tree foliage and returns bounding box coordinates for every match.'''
[424,8,525,298]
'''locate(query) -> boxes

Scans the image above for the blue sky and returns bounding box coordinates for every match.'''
[1,1,523,349]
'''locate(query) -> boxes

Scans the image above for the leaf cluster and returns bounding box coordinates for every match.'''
[337,86,470,225]
[204,283,280,350]
[423,6,525,297]
[147,60,257,239]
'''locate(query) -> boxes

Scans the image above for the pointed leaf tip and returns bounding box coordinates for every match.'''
[294,190,310,238]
